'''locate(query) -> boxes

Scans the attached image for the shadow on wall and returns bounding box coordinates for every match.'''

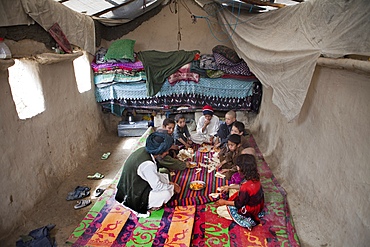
[252,113,285,185]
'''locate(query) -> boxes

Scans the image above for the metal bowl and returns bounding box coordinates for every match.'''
[189,180,206,190]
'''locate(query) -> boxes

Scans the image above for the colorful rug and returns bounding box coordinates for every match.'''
[66,129,300,246]
[68,194,196,246]
[168,149,229,206]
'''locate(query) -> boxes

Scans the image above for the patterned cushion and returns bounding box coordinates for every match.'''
[213,52,253,76]
[168,63,200,85]
[212,45,242,64]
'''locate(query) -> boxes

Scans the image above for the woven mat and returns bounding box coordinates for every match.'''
[168,149,229,206]
[66,130,300,246]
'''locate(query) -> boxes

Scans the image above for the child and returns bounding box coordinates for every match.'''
[219,121,255,162]
[214,110,236,148]
[216,134,244,180]
[173,114,193,149]
[156,118,178,155]
[221,122,257,184]
[156,118,188,173]
[217,133,255,180]
[230,121,253,151]
[191,105,220,144]
[215,154,264,230]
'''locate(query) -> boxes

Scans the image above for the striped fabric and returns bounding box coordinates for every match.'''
[168,149,229,206]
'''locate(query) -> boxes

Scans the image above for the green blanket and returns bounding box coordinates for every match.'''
[137,50,199,96]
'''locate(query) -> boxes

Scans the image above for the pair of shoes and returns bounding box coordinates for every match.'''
[101,152,111,160]
[94,188,105,197]
[87,172,104,180]
[66,186,91,201]
[74,199,91,209]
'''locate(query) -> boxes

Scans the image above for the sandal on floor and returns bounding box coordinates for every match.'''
[73,186,91,192]
[66,186,91,201]
[93,188,105,197]
[101,152,111,160]
[74,199,91,209]
[87,172,104,180]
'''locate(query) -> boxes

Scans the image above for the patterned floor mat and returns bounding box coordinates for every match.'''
[66,129,300,246]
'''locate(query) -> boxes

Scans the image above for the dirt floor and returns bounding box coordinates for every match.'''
[1,132,140,247]
[1,130,319,247]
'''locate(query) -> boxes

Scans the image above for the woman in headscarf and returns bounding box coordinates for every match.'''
[115,132,181,217]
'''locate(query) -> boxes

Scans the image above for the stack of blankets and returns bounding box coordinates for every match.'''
[91,48,146,88]
[91,41,255,91]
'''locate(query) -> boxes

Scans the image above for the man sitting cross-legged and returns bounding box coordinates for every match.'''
[115,132,181,217]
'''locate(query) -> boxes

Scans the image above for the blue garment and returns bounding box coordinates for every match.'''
[217,121,234,146]
[145,132,173,155]
[173,124,191,146]
[16,224,56,247]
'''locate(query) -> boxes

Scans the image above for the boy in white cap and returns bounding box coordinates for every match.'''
[191,105,220,144]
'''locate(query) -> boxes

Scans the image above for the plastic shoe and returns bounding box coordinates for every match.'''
[87,172,104,180]
[101,152,111,160]
[66,186,91,201]
[74,199,91,209]
[94,188,105,197]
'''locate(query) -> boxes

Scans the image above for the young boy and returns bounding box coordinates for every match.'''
[216,132,255,180]
[156,118,188,174]
[230,121,252,150]
[215,110,236,148]
[191,105,220,144]
[216,134,243,180]
[173,114,193,149]
[156,118,178,154]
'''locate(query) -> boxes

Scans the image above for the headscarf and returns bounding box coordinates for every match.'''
[202,105,214,116]
[145,131,173,155]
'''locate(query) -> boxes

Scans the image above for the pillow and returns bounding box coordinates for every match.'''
[212,45,242,64]
[168,63,200,85]
[105,39,136,62]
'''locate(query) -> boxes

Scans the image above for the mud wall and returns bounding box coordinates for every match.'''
[2,2,369,246]
[0,2,232,237]
[98,2,232,54]
[0,52,106,236]
[250,65,370,246]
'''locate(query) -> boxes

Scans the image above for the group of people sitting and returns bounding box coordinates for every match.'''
[115,105,264,228]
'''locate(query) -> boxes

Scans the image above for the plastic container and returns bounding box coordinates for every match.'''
[0,38,12,59]
[117,121,148,137]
